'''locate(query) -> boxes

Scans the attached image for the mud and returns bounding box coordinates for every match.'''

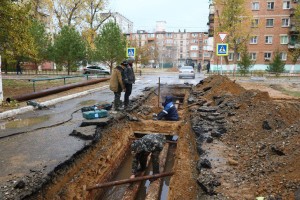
[2,75,300,200]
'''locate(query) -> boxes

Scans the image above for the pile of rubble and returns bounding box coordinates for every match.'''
[190,75,300,199]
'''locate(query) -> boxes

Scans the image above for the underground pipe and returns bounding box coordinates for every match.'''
[7,78,110,102]
[86,172,174,191]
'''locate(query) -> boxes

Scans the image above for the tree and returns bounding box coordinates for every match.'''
[94,21,127,73]
[288,4,300,66]
[0,1,36,73]
[27,20,51,73]
[266,51,285,77]
[50,26,86,75]
[237,47,255,76]
[215,0,253,67]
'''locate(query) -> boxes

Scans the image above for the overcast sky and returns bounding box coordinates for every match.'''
[107,0,210,33]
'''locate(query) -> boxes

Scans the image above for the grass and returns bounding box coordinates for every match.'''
[280,89,300,97]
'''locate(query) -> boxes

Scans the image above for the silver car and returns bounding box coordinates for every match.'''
[83,65,110,75]
[179,66,195,79]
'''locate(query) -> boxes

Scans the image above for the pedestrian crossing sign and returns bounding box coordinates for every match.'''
[127,47,136,57]
[216,43,228,56]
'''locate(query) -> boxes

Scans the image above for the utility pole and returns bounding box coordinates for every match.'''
[0,55,3,102]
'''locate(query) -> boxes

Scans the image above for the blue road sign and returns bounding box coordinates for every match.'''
[127,48,135,57]
[216,43,228,56]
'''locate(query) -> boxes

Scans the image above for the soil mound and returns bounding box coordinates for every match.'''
[192,75,300,199]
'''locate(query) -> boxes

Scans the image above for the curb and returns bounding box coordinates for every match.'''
[0,85,109,120]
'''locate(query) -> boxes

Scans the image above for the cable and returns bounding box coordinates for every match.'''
[0,108,82,140]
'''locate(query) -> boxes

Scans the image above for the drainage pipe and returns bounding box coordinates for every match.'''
[146,143,170,200]
[7,78,110,102]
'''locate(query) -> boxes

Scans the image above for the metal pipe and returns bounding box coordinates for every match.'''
[7,78,110,102]
[158,77,160,107]
[86,172,174,191]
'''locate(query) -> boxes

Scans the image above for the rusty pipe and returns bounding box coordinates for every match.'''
[86,172,174,191]
[7,78,110,102]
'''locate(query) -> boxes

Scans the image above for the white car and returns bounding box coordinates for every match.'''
[179,66,195,79]
[83,65,110,75]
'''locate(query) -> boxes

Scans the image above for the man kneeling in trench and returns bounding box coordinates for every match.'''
[153,96,179,121]
[130,134,166,180]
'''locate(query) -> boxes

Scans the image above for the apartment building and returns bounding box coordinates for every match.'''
[208,0,300,72]
[126,29,210,68]
[101,12,133,34]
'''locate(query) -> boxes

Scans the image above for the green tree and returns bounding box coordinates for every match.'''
[288,4,300,65]
[215,0,253,67]
[237,47,255,76]
[0,1,35,73]
[266,51,285,77]
[50,26,86,75]
[94,21,127,73]
[27,20,51,73]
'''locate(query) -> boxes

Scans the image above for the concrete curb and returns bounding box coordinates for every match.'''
[0,85,109,120]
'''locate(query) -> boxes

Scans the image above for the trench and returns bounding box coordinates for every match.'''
[27,84,200,200]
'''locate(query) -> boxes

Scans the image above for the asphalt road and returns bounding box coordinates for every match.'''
[0,73,204,187]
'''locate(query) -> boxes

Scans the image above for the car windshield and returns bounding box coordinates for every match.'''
[181,66,193,70]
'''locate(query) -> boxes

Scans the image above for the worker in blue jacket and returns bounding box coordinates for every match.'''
[154,96,179,121]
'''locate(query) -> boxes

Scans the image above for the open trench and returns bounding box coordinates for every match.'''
[25,84,202,200]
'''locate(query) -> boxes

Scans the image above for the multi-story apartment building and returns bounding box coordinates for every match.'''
[208,0,300,72]
[126,24,211,68]
[101,12,133,34]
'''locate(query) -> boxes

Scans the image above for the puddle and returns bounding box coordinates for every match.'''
[1,115,50,129]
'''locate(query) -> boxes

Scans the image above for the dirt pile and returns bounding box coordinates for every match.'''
[191,75,300,199]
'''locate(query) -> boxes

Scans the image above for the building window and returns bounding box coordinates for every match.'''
[280,52,287,60]
[264,52,272,60]
[251,19,259,27]
[282,18,290,27]
[192,33,198,37]
[190,52,197,58]
[252,2,260,10]
[228,53,234,61]
[237,53,241,61]
[265,36,273,44]
[191,45,198,50]
[250,36,258,44]
[166,33,172,38]
[180,54,183,59]
[280,35,289,44]
[204,52,210,57]
[267,1,275,10]
[204,39,208,44]
[266,19,274,27]
[250,53,257,60]
[283,1,291,9]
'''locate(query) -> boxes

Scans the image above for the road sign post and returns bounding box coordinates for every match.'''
[127,47,136,58]
[217,32,228,75]
[0,55,3,102]
[216,43,228,75]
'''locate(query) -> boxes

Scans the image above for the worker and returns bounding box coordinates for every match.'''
[123,57,135,109]
[130,134,166,179]
[109,61,127,111]
[153,96,179,121]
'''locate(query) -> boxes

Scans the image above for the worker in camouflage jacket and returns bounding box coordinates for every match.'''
[130,134,166,179]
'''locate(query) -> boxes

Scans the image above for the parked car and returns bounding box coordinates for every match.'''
[83,65,110,75]
[179,66,195,79]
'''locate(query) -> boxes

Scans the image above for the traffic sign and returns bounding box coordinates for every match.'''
[216,43,228,56]
[218,32,227,42]
[127,47,135,57]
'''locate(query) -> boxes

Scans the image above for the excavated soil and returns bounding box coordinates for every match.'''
[4,75,300,199]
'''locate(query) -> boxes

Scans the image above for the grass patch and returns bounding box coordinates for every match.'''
[280,89,300,97]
